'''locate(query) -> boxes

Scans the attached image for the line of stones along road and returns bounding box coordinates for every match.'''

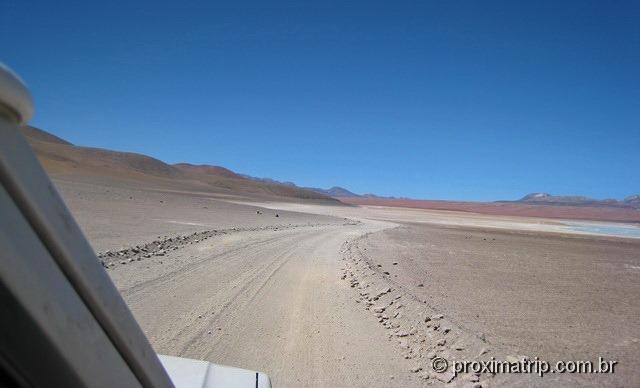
[98,220,360,269]
[340,233,490,386]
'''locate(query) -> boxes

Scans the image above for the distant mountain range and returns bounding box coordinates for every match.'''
[508,193,640,209]
[239,175,404,200]
[308,187,407,200]
[238,175,639,207]
[22,126,638,209]
[240,175,361,198]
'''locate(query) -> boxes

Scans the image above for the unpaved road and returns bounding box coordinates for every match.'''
[108,222,422,387]
[56,179,640,387]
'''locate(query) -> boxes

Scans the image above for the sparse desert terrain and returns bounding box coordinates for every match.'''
[26,127,640,387]
[340,197,640,224]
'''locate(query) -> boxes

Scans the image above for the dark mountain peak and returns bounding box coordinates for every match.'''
[624,195,640,204]
[517,193,640,209]
[304,186,361,197]
[325,187,360,197]
[520,193,593,203]
[520,193,551,201]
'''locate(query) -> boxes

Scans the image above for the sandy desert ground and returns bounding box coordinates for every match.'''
[340,197,640,223]
[47,175,640,388]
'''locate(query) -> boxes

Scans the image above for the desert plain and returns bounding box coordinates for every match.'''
[26,127,640,387]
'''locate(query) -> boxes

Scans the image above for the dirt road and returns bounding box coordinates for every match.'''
[56,180,640,387]
[107,221,426,387]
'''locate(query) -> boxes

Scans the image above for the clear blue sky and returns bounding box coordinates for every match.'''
[2,1,639,201]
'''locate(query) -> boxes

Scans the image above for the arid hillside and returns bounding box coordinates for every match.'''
[173,163,243,179]
[21,126,339,202]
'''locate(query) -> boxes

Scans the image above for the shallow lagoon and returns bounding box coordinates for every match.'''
[566,222,640,238]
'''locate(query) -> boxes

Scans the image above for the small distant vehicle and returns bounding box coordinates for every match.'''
[0,64,271,388]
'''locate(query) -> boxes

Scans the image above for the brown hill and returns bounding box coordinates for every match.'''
[173,163,242,179]
[20,125,72,145]
[21,126,338,202]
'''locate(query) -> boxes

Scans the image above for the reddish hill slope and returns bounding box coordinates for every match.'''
[21,126,338,202]
[173,163,242,179]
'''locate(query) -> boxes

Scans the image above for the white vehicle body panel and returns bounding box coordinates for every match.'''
[159,355,271,388]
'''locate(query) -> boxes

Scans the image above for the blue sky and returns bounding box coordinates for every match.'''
[2,1,639,201]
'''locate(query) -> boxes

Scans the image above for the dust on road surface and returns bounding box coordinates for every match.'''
[107,222,423,387]
[56,179,640,387]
